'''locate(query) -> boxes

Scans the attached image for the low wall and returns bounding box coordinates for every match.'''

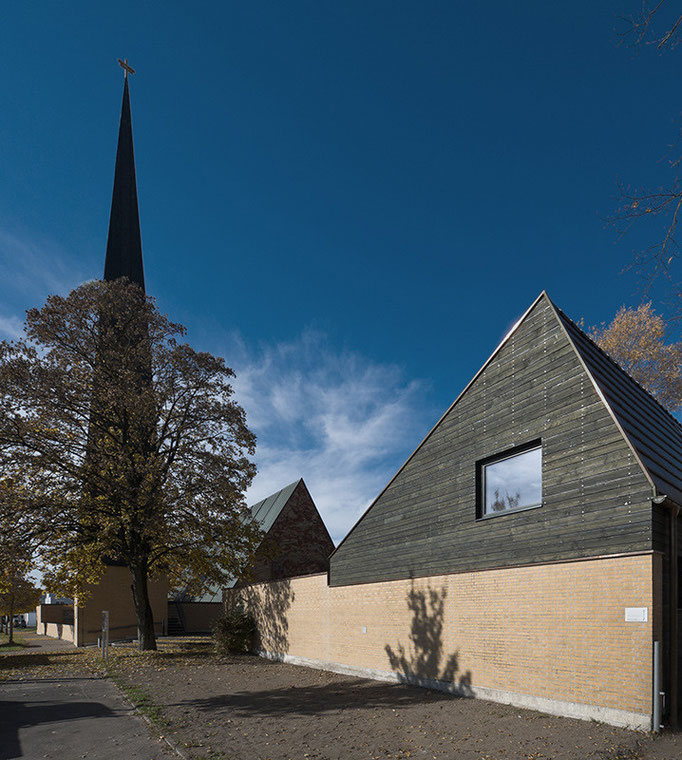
[42,622,76,642]
[36,604,75,642]
[241,553,659,730]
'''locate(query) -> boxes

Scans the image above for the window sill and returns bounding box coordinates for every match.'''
[476,502,543,521]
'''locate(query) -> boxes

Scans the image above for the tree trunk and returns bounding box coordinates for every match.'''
[130,564,156,651]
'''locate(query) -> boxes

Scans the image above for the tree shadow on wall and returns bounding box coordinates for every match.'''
[384,581,472,696]
[236,578,294,655]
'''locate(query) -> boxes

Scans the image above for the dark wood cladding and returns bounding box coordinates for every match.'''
[330,295,654,587]
[558,312,682,505]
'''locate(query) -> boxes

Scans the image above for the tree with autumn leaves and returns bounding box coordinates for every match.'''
[0,279,261,650]
[589,301,682,412]
[0,479,42,646]
[0,567,41,647]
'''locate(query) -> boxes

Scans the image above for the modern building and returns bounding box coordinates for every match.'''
[242,291,682,731]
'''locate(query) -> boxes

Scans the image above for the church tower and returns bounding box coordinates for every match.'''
[103,64,145,291]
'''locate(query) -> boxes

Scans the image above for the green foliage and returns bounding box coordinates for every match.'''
[213,608,255,654]
[0,279,261,648]
[0,574,41,617]
[0,567,41,645]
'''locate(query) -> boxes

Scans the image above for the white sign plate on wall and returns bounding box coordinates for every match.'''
[624,607,648,622]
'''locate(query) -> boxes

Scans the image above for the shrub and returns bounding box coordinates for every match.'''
[213,609,255,654]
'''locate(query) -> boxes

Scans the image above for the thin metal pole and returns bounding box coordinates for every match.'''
[654,640,662,732]
[101,610,109,660]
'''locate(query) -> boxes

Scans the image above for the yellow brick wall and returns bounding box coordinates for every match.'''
[41,622,76,642]
[36,605,75,642]
[76,565,168,645]
[242,553,657,724]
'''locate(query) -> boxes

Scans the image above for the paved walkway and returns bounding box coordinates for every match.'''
[0,634,174,760]
[5,630,75,652]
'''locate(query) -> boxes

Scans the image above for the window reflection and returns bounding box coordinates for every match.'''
[484,446,542,514]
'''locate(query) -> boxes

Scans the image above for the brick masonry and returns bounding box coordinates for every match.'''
[75,565,168,646]
[36,604,76,643]
[245,479,335,584]
[242,552,661,730]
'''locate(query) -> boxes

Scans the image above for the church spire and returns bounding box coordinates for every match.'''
[103,64,145,291]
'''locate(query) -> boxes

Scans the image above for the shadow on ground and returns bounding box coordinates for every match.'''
[164,642,213,653]
[173,676,458,717]
[0,698,115,760]
[0,651,78,671]
[150,651,215,663]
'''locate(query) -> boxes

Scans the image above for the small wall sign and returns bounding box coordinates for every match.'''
[624,607,648,622]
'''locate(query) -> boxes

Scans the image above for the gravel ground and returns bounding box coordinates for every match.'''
[105,641,682,760]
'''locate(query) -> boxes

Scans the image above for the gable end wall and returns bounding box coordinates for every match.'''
[249,481,335,582]
[330,296,654,586]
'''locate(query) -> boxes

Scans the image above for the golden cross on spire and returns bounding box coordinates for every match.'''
[117,58,135,78]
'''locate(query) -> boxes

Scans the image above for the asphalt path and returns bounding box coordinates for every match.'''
[0,634,173,760]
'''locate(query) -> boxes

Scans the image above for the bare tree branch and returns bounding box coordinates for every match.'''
[619,1,682,49]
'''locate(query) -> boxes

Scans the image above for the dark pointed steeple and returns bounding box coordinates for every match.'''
[104,73,145,291]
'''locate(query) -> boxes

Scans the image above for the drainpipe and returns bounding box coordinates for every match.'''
[655,495,679,729]
[669,502,679,729]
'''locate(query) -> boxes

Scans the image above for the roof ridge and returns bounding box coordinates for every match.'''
[250,478,302,508]
[555,305,682,438]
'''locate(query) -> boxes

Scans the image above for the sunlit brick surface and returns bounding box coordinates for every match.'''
[243,553,659,718]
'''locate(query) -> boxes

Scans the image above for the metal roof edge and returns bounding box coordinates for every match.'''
[330,290,550,560]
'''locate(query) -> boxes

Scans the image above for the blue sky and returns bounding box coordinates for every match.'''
[1,2,680,542]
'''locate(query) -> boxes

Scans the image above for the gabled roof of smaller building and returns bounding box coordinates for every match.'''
[248,479,301,535]
[198,479,305,596]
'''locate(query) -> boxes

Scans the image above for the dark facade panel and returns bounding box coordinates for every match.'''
[330,295,654,587]
[558,312,682,505]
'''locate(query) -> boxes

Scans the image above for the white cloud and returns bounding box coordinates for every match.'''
[0,314,25,341]
[0,223,89,345]
[229,331,431,545]
[0,225,84,303]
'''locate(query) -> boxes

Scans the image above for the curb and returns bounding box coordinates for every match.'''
[105,670,190,760]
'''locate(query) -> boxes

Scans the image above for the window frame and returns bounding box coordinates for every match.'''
[476,439,543,520]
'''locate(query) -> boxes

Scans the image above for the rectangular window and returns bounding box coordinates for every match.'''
[479,443,542,517]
